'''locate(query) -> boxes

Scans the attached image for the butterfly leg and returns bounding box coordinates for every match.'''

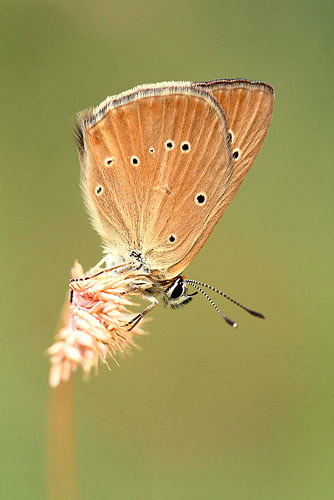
[92,253,124,272]
[124,297,158,331]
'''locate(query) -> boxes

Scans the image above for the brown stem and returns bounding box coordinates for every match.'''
[47,378,79,500]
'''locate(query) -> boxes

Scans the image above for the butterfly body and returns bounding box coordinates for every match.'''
[75,79,274,324]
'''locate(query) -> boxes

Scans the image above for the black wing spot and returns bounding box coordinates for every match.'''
[169,234,176,243]
[181,141,191,152]
[149,147,155,153]
[131,155,140,166]
[95,185,104,196]
[165,140,175,150]
[105,157,115,167]
[228,129,234,143]
[195,192,206,205]
[232,148,241,160]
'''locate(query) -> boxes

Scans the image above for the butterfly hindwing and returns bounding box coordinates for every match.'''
[196,79,274,213]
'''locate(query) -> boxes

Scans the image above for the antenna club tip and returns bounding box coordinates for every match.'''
[249,310,265,319]
[224,318,237,328]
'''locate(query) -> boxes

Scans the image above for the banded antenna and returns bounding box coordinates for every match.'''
[185,281,237,328]
[185,279,265,326]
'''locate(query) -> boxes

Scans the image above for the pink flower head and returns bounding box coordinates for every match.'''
[48,260,145,387]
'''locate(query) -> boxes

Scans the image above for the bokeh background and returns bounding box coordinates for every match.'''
[1,0,333,498]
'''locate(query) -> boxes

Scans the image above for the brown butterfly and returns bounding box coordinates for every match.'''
[74,79,274,328]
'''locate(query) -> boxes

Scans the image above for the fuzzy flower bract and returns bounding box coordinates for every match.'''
[48,260,145,387]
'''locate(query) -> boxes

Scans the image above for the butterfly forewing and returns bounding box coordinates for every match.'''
[196,79,274,213]
[76,83,232,278]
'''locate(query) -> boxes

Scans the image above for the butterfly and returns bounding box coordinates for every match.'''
[74,79,274,328]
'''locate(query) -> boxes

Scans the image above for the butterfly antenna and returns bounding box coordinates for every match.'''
[185,282,237,328]
[185,279,265,319]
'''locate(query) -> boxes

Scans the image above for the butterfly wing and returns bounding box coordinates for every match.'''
[196,79,274,214]
[75,82,233,278]
[157,79,274,277]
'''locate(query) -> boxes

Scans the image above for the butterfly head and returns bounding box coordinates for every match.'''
[162,276,197,309]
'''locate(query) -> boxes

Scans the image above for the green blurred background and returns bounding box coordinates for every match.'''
[1,0,333,498]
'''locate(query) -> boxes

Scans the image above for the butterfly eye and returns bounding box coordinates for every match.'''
[180,141,191,152]
[228,130,234,143]
[169,234,176,243]
[105,157,115,167]
[165,140,175,150]
[95,185,104,196]
[167,278,185,300]
[195,192,206,205]
[131,156,140,166]
[149,147,155,154]
[232,148,241,160]
[170,281,184,299]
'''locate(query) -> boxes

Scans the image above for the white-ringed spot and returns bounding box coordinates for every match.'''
[195,192,207,205]
[105,157,116,167]
[180,141,191,152]
[131,155,140,166]
[95,185,104,196]
[232,148,241,160]
[228,129,234,143]
[149,147,155,153]
[165,140,175,150]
